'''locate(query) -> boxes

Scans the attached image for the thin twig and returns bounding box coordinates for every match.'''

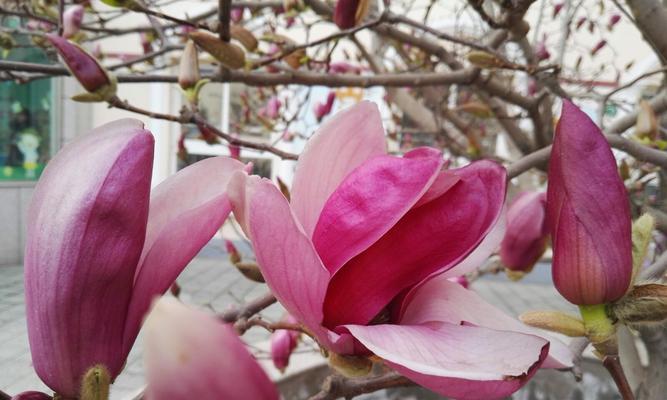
[603,355,636,400]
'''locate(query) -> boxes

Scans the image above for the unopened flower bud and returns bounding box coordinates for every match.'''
[535,40,550,61]
[270,314,300,372]
[608,14,621,30]
[10,391,51,400]
[328,352,373,378]
[46,34,116,102]
[611,284,667,327]
[520,311,586,337]
[63,5,84,39]
[314,91,336,121]
[79,364,111,400]
[333,0,370,29]
[230,25,258,52]
[575,16,586,30]
[552,2,564,18]
[235,261,265,283]
[224,239,241,264]
[500,192,548,276]
[591,40,607,56]
[190,31,245,69]
[178,40,200,90]
[466,50,503,69]
[230,7,244,23]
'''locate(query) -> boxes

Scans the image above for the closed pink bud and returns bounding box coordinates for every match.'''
[231,7,244,23]
[553,3,564,18]
[270,314,300,372]
[547,100,632,305]
[46,34,110,93]
[608,14,621,29]
[333,0,369,29]
[178,40,200,90]
[448,275,469,289]
[144,298,279,400]
[535,40,550,61]
[314,91,336,121]
[63,5,84,39]
[575,17,586,30]
[225,239,241,263]
[261,96,282,119]
[591,40,607,56]
[527,79,537,96]
[500,192,548,273]
[10,392,51,400]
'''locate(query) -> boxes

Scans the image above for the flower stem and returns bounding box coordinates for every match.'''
[579,304,615,344]
[603,355,635,400]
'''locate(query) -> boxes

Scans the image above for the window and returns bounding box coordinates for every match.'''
[0,19,53,182]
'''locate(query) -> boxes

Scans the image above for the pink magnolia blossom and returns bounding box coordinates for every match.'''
[500,192,548,273]
[144,298,278,400]
[228,102,574,399]
[231,7,244,23]
[313,91,336,121]
[260,96,282,119]
[535,39,550,62]
[46,34,110,93]
[547,100,632,305]
[63,5,84,39]
[24,119,247,397]
[270,314,300,372]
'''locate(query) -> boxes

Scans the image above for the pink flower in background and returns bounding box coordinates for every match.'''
[500,192,549,274]
[547,100,632,305]
[270,314,300,372]
[260,96,282,119]
[313,91,336,121]
[10,392,51,400]
[591,40,607,56]
[229,102,573,399]
[448,275,469,289]
[231,7,244,23]
[552,2,564,18]
[334,0,365,29]
[63,5,84,39]
[24,119,247,397]
[575,16,586,30]
[535,38,550,61]
[143,298,278,400]
[329,61,362,74]
[608,14,621,30]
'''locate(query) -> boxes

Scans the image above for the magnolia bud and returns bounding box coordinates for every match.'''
[46,34,116,102]
[466,51,503,69]
[328,353,373,378]
[314,91,336,121]
[500,192,548,276]
[535,40,550,61]
[63,5,84,39]
[225,239,241,264]
[520,311,586,337]
[611,284,667,326]
[235,261,265,283]
[80,364,111,400]
[178,40,200,90]
[270,314,300,372]
[190,31,245,69]
[10,392,51,400]
[333,0,370,29]
[591,40,607,56]
[230,7,244,23]
[552,2,564,18]
[230,25,258,52]
[575,17,586,30]
[608,14,621,30]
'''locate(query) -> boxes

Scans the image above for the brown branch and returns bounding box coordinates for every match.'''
[308,372,414,400]
[219,0,231,42]
[220,292,277,323]
[0,389,11,400]
[603,355,636,400]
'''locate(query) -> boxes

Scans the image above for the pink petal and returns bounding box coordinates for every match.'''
[144,298,279,400]
[290,101,386,237]
[10,392,51,400]
[345,322,549,400]
[323,160,506,328]
[24,119,153,396]
[313,148,444,273]
[123,157,246,353]
[548,100,632,304]
[243,178,354,353]
[398,276,573,369]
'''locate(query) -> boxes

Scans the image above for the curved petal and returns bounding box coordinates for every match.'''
[291,101,386,237]
[313,148,444,273]
[500,192,548,272]
[24,119,153,396]
[323,160,506,328]
[123,157,246,353]
[144,298,279,400]
[244,178,354,353]
[398,276,574,369]
[345,323,549,400]
[548,100,632,304]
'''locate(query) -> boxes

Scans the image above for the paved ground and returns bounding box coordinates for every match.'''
[0,246,583,399]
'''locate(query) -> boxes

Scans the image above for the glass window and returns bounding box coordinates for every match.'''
[0,19,53,181]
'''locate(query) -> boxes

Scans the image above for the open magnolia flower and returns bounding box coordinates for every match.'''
[24,119,246,397]
[229,102,574,399]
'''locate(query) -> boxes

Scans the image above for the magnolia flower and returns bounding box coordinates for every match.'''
[313,91,336,121]
[229,102,573,399]
[547,100,632,305]
[25,119,246,398]
[144,298,278,400]
[63,5,84,39]
[270,314,300,372]
[500,192,548,274]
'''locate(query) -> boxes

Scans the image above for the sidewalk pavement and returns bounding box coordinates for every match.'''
[1,245,580,399]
